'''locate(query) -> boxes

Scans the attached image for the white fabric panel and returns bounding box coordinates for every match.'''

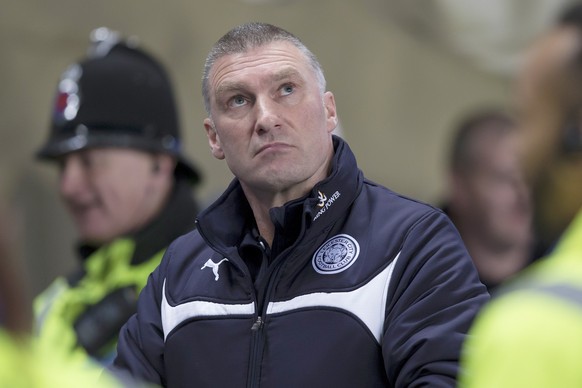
[161,281,256,340]
[267,253,400,343]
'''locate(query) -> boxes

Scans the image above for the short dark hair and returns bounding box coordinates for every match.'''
[449,109,515,172]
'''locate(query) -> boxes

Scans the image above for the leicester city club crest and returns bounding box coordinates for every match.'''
[312,234,360,274]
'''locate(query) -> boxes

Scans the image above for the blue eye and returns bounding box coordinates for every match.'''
[230,95,247,107]
[281,84,294,96]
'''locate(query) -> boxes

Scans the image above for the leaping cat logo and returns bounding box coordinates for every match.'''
[201,258,229,281]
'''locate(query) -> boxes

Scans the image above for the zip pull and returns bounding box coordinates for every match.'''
[251,316,264,331]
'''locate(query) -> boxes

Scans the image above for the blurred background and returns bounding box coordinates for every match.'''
[0,0,577,294]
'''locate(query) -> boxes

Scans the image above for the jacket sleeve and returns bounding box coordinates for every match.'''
[113,243,172,386]
[382,209,489,387]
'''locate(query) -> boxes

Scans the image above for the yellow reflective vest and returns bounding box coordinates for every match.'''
[34,238,164,364]
[459,209,582,387]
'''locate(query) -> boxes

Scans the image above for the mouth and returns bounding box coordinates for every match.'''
[67,201,96,218]
[256,142,290,156]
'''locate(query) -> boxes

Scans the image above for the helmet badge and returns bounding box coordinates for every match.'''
[53,63,82,124]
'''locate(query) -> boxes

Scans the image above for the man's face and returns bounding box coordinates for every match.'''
[461,134,533,247]
[204,41,338,198]
[58,147,165,245]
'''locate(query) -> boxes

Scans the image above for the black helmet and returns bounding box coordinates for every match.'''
[37,27,201,184]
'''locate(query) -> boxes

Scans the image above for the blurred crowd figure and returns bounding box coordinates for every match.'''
[460,2,582,387]
[441,109,542,292]
[526,4,582,254]
[33,27,202,365]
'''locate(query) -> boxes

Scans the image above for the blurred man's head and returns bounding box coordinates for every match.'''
[56,148,176,245]
[515,17,582,245]
[448,110,533,250]
[37,28,200,245]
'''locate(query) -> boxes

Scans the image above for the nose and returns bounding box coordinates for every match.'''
[254,96,281,134]
[59,155,87,200]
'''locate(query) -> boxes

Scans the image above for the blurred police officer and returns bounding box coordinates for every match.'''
[33,27,202,364]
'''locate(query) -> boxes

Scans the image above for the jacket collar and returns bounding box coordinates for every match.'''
[196,135,363,254]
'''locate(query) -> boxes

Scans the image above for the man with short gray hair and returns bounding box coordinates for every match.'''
[115,22,487,387]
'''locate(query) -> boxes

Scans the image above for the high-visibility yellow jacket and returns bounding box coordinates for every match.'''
[459,208,582,388]
[34,239,165,364]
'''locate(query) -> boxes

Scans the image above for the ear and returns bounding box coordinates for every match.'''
[204,118,225,160]
[323,91,338,133]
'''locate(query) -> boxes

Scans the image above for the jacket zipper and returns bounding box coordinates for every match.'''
[247,253,287,388]
[247,315,264,387]
[197,218,307,387]
[197,218,265,387]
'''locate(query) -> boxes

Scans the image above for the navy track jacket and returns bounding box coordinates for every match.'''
[115,136,489,387]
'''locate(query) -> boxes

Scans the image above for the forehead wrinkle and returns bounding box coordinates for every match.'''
[211,43,310,92]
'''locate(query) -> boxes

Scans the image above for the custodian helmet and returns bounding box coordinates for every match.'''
[36,27,201,184]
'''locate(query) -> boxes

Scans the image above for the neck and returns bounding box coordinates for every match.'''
[242,185,308,246]
[239,138,336,245]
